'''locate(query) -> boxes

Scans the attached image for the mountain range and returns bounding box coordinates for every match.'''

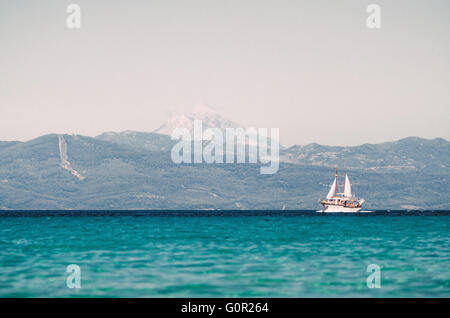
[0,107,448,210]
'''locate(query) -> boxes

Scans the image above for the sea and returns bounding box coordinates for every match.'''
[0,210,449,298]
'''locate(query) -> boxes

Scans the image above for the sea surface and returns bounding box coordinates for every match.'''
[0,210,449,297]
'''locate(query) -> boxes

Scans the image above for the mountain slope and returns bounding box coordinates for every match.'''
[96,131,175,152]
[281,137,450,173]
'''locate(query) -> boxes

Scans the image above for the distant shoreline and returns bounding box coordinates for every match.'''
[0,210,449,217]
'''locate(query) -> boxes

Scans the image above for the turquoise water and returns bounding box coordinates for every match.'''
[0,211,449,297]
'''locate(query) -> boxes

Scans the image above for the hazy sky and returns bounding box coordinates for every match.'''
[1,0,449,146]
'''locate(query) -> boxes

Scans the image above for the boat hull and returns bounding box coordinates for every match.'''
[319,205,362,213]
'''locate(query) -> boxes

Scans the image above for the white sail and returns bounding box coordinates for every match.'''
[326,177,337,199]
[344,174,352,198]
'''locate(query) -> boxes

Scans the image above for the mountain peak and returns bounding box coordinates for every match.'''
[154,103,243,136]
[191,102,217,115]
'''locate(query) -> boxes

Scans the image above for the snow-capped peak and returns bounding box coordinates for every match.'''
[154,103,244,137]
[190,102,216,115]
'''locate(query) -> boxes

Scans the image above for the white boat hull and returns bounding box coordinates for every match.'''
[319,205,362,213]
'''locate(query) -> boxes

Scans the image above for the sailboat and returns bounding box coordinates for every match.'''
[318,168,365,212]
